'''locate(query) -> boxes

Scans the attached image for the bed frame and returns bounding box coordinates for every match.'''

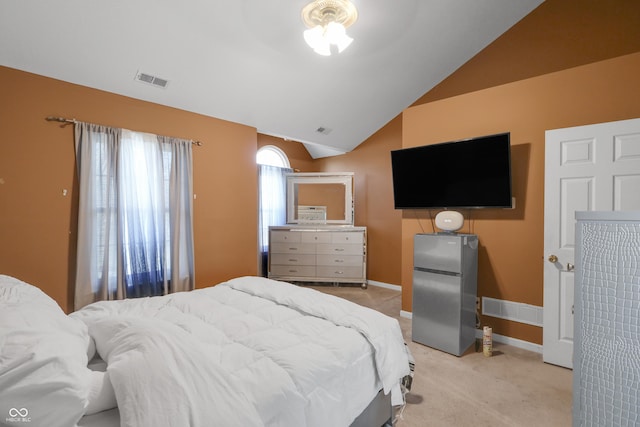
[350,389,392,427]
[80,390,393,427]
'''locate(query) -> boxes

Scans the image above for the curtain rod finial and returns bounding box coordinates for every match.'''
[45,116,76,127]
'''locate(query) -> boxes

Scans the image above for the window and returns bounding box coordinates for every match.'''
[74,123,195,309]
[116,131,172,297]
[257,145,290,168]
[257,146,291,276]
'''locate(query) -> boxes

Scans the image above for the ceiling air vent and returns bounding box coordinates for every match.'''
[135,71,169,88]
[316,126,332,135]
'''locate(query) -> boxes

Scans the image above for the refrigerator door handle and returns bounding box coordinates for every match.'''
[414,266,461,277]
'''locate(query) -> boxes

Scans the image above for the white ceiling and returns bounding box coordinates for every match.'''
[0,0,542,158]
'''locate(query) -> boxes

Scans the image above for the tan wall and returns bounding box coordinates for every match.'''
[0,66,259,313]
[315,116,404,285]
[402,52,640,344]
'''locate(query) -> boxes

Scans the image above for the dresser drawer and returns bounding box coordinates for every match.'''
[316,243,363,255]
[270,242,316,254]
[316,254,363,267]
[270,230,301,243]
[270,253,315,266]
[270,265,316,277]
[316,266,364,279]
[300,232,331,243]
[331,232,364,244]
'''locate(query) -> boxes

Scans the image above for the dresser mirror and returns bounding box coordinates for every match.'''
[286,172,354,225]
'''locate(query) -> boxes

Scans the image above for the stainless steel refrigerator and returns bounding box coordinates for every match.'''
[412,233,478,356]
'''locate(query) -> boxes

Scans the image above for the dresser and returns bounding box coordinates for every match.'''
[268,226,367,287]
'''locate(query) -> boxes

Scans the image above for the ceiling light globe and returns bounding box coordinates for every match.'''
[303,26,324,49]
[325,22,346,43]
[314,44,332,56]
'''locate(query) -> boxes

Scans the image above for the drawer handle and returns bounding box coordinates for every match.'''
[289,269,298,273]
[335,271,344,275]
[289,247,298,251]
[334,248,344,252]
[289,259,298,262]
[334,260,344,263]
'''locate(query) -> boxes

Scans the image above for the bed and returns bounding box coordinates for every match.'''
[0,274,412,427]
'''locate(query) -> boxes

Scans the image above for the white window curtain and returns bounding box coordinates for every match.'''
[74,123,195,310]
[258,164,291,276]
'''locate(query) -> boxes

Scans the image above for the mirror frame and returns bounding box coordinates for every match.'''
[286,172,354,225]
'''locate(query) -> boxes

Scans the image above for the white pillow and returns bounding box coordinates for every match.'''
[0,275,92,427]
[0,274,63,311]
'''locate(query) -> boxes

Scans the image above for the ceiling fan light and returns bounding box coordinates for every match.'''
[304,26,331,56]
[314,43,332,56]
[303,26,324,49]
[324,21,346,44]
[301,0,357,56]
[336,33,353,53]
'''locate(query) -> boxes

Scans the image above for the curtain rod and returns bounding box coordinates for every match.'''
[45,116,203,146]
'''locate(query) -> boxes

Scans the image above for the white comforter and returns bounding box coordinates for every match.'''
[71,277,410,427]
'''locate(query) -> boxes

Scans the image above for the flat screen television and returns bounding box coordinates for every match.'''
[391,132,512,209]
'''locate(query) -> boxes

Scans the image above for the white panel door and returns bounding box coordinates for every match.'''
[543,118,640,368]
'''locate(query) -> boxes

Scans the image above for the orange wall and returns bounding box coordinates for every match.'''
[315,116,404,285]
[0,66,259,313]
[402,52,640,344]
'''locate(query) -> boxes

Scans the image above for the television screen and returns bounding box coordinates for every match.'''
[391,132,512,209]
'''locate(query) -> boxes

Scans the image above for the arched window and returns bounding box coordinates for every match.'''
[257,145,290,168]
[257,146,291,276]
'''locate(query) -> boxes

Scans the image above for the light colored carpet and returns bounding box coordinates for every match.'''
[309,284,572,427]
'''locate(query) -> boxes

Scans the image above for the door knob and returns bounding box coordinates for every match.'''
[567,263,575,272]
[548,254,558,263]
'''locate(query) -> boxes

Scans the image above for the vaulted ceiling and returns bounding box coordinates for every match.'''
[0,0,544,158]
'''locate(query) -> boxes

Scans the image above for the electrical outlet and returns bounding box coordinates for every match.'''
[476,297,481,310]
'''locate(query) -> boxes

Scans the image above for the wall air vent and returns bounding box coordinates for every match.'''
[316,126,332,135]
[135,71,169,88]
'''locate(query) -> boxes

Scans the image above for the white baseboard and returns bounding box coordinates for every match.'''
[400,310,413,319]
[367,280,402,292]
[474,329,542,354]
